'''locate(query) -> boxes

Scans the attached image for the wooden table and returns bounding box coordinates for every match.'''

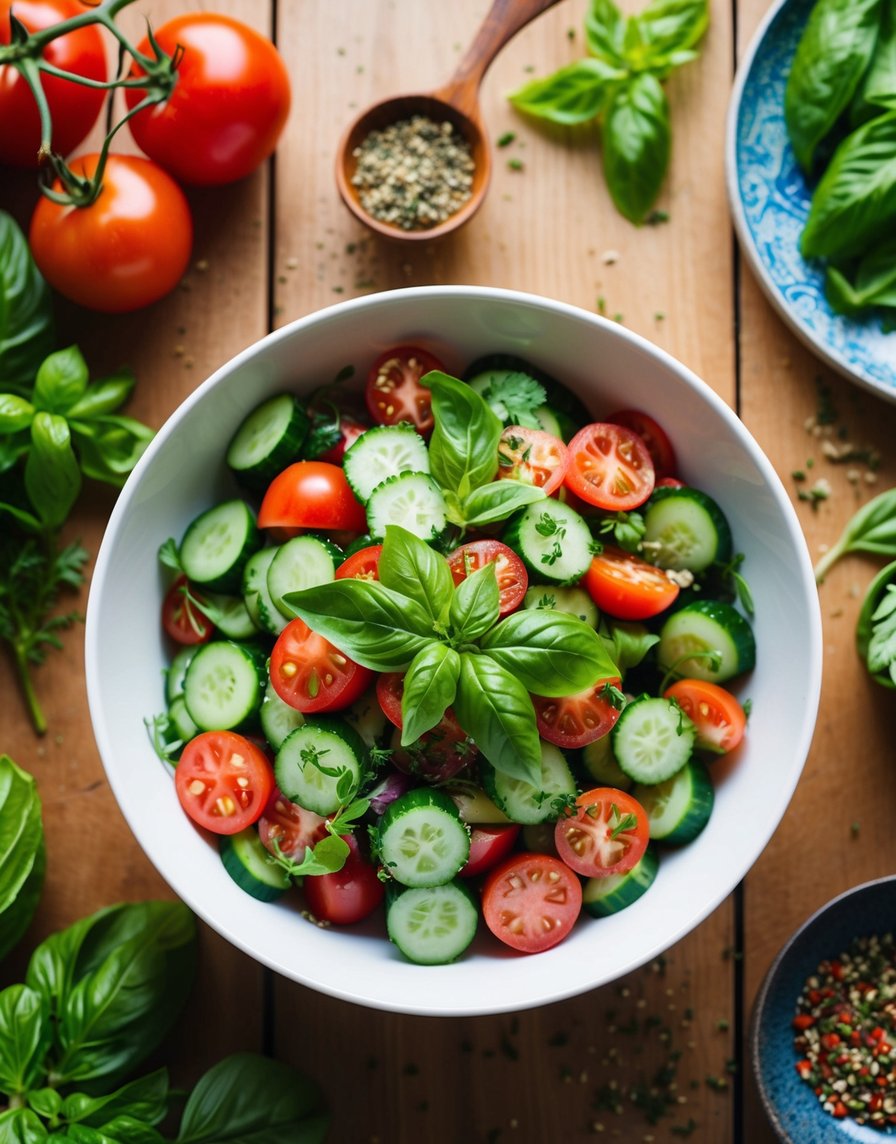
[3,0,896,1139]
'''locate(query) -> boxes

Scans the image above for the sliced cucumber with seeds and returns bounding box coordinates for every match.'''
[523,583,599,626]
[182,640,266,732]
[503,499,594,585]
[582,845,659,917]
[220,827,292,902]
[179,499,261,594]
[375,787,470,887]
[480,740,576,825]
[167,694,199,744]
[634,758,714,844]
[267,535,338,619]
[642,486,732,573]
[343,423,431,504]
[581,734,632,790]
[386,879,479,964]
[242,546,288,636]
[658,599,756,683]
[259,677,304,751]
[226,393,309,491]
[201,591,259,640]
[366,471,448,542]
[274,717,365,817]
[166,645,198,703]
[612,695,696,785]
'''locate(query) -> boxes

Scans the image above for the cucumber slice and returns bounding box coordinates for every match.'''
[480,740,577,825]
[274,717,365,816]
[444,784,510,825]
[386,879,479,964]
[220,827,292,902]
[582,845,659,917]
[343,423,431,503]
[179,499,261,594]
[242,546,288,636]
[226,393,309,491]
[658,599,756,683]
[182,640,266,732]
[267,535,338,619]
[523,583,599,627]
[365,471,448,542]
[375,787,470,887]
[634,758,714,844]
[167,694,199,744]
[166,645,198,703]
[503,499,594,585]
[201,591,259,640]
[581,734,632,791]
[612,695,696,785]
[642,486,732,573]
[259,678,304,751]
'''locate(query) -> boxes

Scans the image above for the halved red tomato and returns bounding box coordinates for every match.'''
[257,787,328,860]
[335,544,383,582]
[161,575,213,645]
[481,852,582,953]
[365,345,445,435]
[459,823,522,879]
[606,409,677,479]
[532,677,622,750]
[564,422,655,511]
[496,426,568,496]
[302,833,385,924]
[376,673,478,782]
[258,461,367,532]
[664,678,747,754]
[554,787,649,878]
[270,618,373,713]
[583,545,679,621]
[175,730,274,835]
[446,539,528,616]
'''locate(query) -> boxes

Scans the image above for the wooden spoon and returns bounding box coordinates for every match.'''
[335,0,564,242]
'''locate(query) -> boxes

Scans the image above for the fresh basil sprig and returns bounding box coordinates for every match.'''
[0,756,44,965]
[508,0,709,223]
[285,525,618,785]
[0,213,54,395]
[814,486,896,582]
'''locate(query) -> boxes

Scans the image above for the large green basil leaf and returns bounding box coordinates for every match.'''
[630,0,708,63]
[801,112,896,259]
[509,58,625,125]
[480,609,618,695]
[603,73,670,224]
[0,985,52,1096]
[175,1052,328,1144]
[425,372,502,500]
[851,0,896,124]
[0,1106,48,1141]
[0,212,54,397]
[376,525,453,623]
[785,0,882,171]
[284,579,435,671]
[24,412,81,528]
[68,415,154,486]
[586,0,627,63]
[0,395,35,434]
[65,371,136,419]
[857,560,896,687]
[599,618,659,674]
[453,653,542,784]
[33,347,89,414]
[400,643,460,744]
[826,236,896,314]
[461,480,546,527]
[0,756,45,963]
[66,1120,165,1143]
[448,561,500,642]
[60,1070,169,1130]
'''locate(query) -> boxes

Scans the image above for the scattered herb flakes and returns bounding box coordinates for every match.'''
[645,209,670,225]
[507,157,524,171]
[851,820,861,838]
[497,131,516,148]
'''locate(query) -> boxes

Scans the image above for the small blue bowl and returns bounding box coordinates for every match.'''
[751,876,896,1142]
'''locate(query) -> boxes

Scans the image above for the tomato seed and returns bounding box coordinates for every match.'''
[215,796,236,817]
[188,779,206,796]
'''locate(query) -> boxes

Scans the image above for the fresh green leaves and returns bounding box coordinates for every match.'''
[859,566,896,686]
[0,212,54,395]
[509,0,709,223]
[814,486,896,581]
[289,526,618,784]
[0,757,45,965]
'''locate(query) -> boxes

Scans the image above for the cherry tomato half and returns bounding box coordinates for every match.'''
[564,422,655,511]
[376,673,478,782]
[270,618,373,714]
[554,787,649,878]
[446,539,528,617]
[531,677,623,750]
[303,833,385,925]
[257,787,328,860]
[258,461,367,533]
[606,409,677,479]
[497,426,569,496]
[664,678,747,754]
[459,823,522,879]
[0,0,107,167]
[175,730,274,835]
[365,345,445,435]
[125,13,291,186]
[29,153,193,313]
[482,852,582,953]
[161,575,213,645]
[584,545,679,621]
[335,544,382,582]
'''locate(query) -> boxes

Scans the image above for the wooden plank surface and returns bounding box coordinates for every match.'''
[2,0,895,1139]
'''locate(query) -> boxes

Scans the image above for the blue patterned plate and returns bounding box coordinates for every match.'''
[725,0,896,402]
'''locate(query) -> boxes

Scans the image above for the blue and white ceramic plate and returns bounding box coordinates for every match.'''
[726,0,896,403]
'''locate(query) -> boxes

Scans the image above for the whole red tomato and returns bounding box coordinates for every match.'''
[0,0,107,167]
[124,13,291,186]
[29,152,193,313]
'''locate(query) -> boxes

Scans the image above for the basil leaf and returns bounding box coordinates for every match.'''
[448,562,500,642]
[0,395,35,434]
[453,653,542,784]
[0,756,45,962]
[509,58,624,125]
[425,371,502,499]
[867,584,896,681]
[376,525,453,622]
[826,236,896,313]
[69,1118,166,1143]
[785,0,882,171]
[26,1088,61,1121]
[284,579,435,671]
[461,480,546,527]
[33,346,89,414]
[599,619,660,673]
[400,643,460,744]
[68,415,154,486]
[631,0,709,63]
[0,1107,47,1141]
[0,212,54,396]
[60,1070,169,1131]
[0,985,52,1095]
[24,412,81,529]
[66,371,137,419]
[0,499,42,534]
[815,487,896,581]
[586,0,627,64]
[851,0,896,124]
[175,1052,328,1144]
[481,609,618,695]
[603,73,670,224]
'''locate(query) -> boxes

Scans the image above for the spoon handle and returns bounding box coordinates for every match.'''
[434,0,565,119]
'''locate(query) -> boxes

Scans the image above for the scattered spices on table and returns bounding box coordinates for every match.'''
[351,114,475,231]
[792,931,896,1127]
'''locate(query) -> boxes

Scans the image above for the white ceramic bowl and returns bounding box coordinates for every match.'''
[85,285,822,1016]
